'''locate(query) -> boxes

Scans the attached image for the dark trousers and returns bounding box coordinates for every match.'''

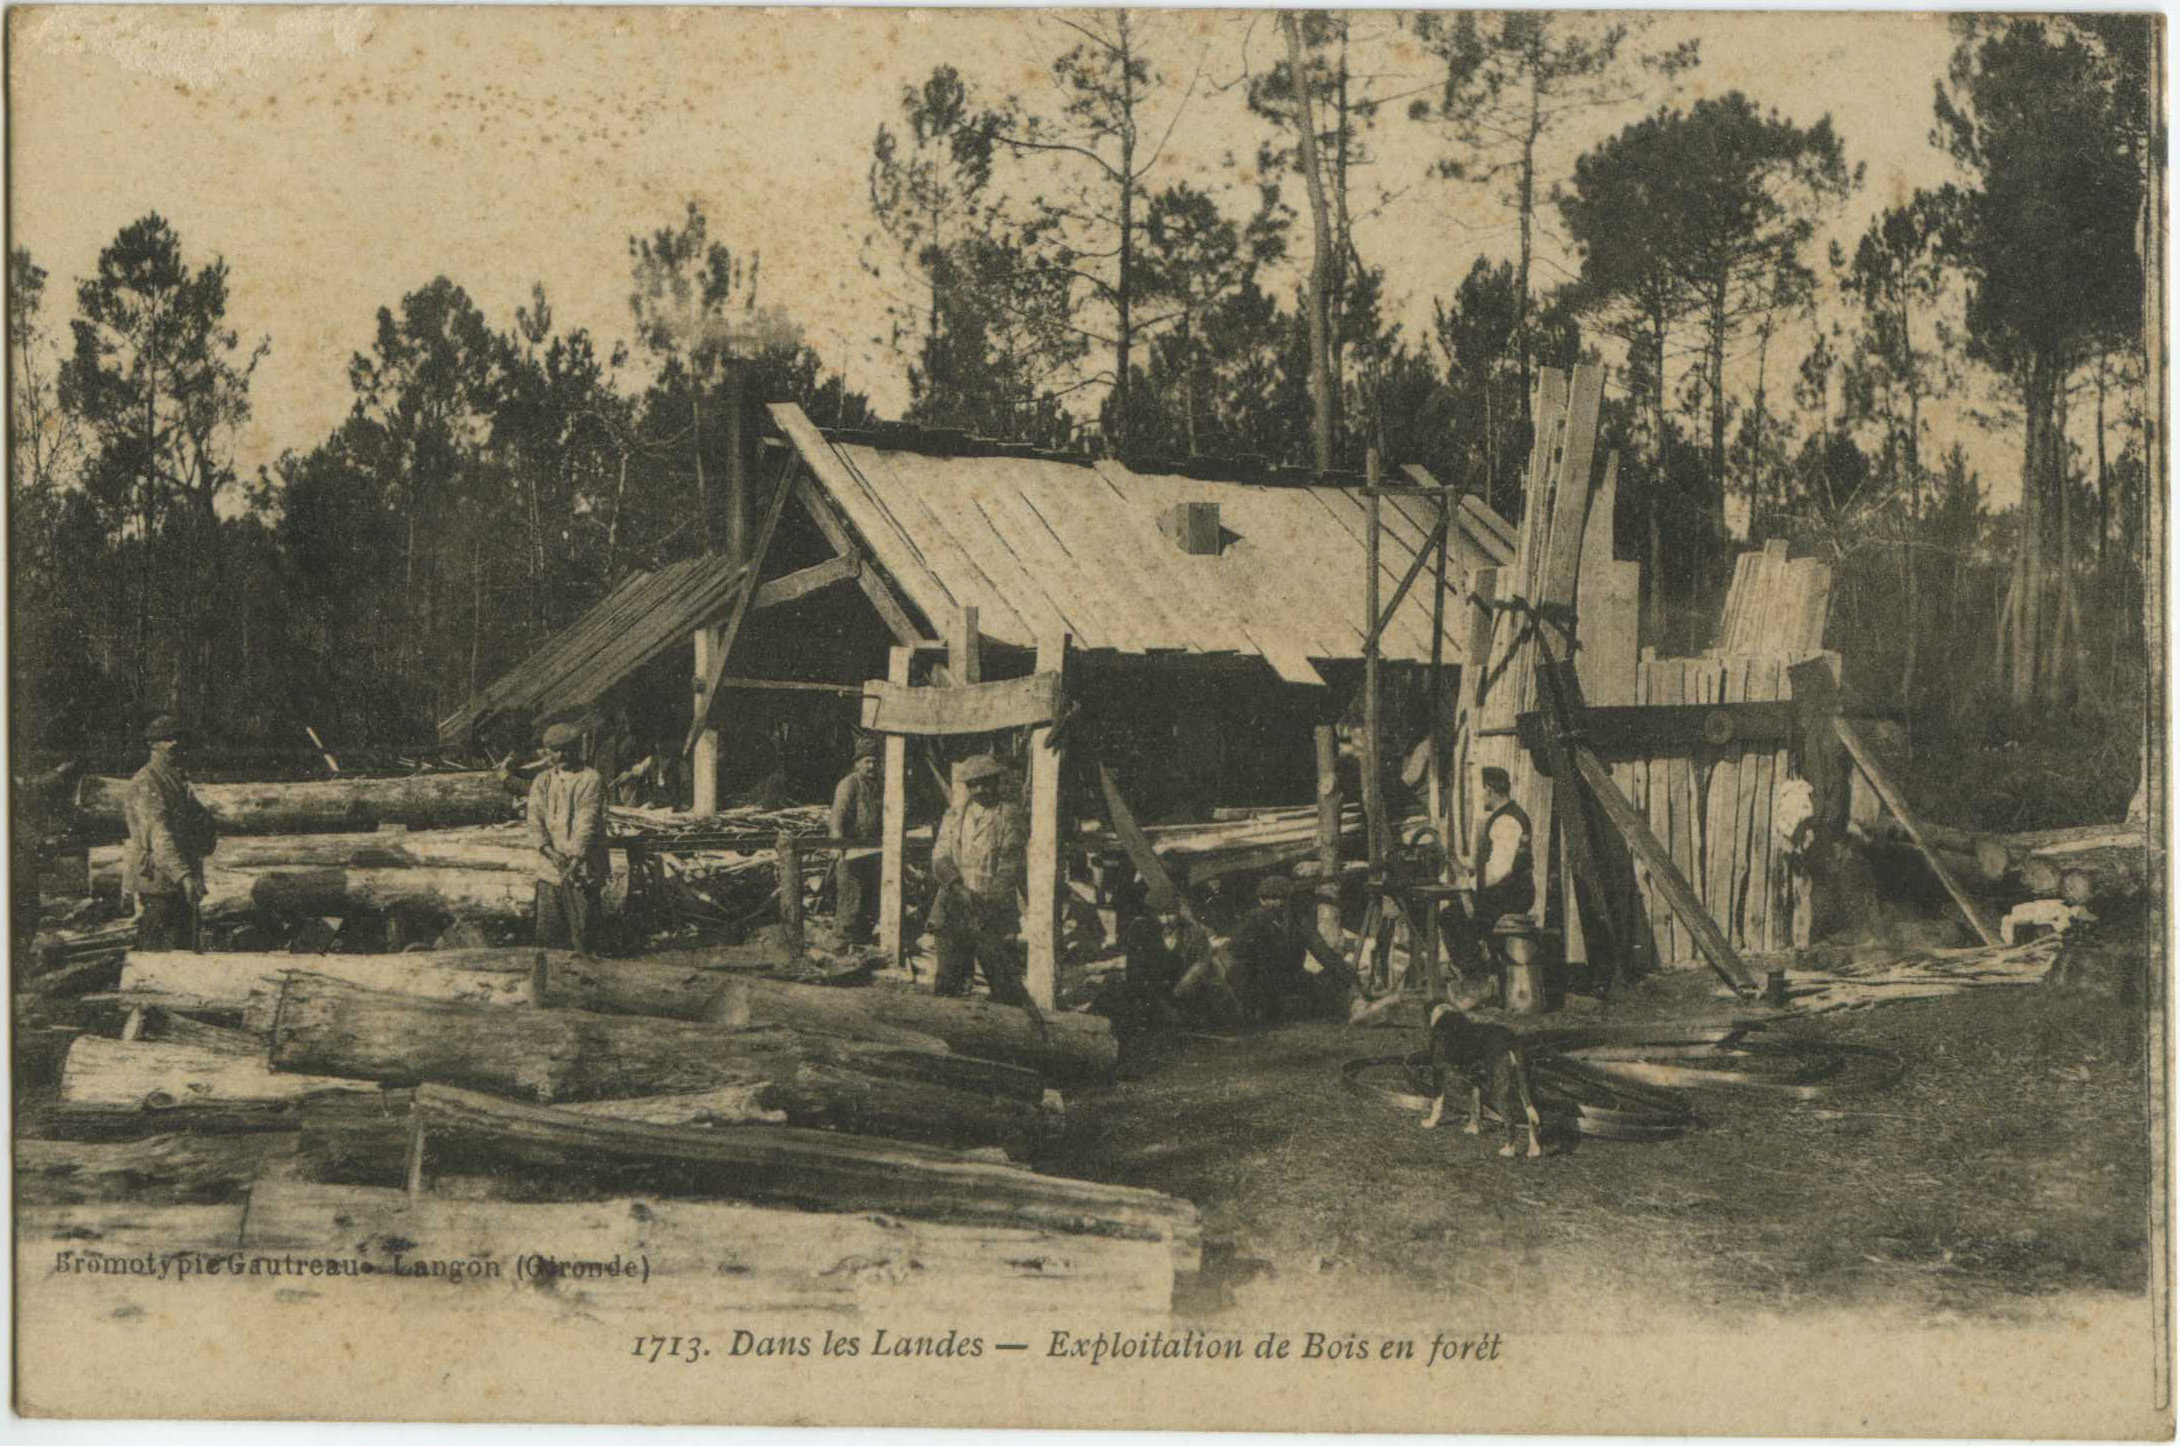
[933,895,1032,1006]
[534,881,600,949]
[835,853,880,943]
[137,892,195,950]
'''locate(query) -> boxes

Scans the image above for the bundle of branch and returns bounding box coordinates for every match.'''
[409,1083,1199,1272]
[1780,937,2061,1014]
[261,973,1049,1153]
[71,770,519,841]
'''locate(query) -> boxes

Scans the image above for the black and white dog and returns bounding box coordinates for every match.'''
[1420,1003,1545,1158]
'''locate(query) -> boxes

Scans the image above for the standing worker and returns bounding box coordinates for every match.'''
[827,733,884,945]
[929,754,1035,1006]
[122,716,217,949]
[529,721,609,951]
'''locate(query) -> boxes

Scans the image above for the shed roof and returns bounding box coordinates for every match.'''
[437,552,748,747]
[776,403,1515,685]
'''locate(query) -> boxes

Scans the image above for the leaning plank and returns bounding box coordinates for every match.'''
[713,977,1118,1085]
[73,771,516,840]
[409,1084,1200,1273]
[1568,745,1760,998]
[264,975,1046,1151]
[239,1183,1173,1315]
[1834,718,2001,946]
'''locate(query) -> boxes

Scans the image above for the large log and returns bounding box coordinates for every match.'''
[264,974,1046,1151]
[123,951,536,1018]
[2021,842,2149,904]
[533,954,946,1051]
[238,1183,1173,1314]
[73,770,518,840]
[191,865,536,922]
[714,977,1118,1084]
[59,1036,381,1115]
[411,1083,1200,1271]
[15,1132,308,1205]
[89,829,534,894]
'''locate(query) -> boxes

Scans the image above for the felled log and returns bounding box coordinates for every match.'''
[194,865,536,922]
[239,1183,1173,1314]
[264,974,1045,1150]
[88,829,535,895]
[1896,821,2144,886]
[15,1132,309,1205]
[122,950,535,1018]
[18,1200,245,1253]
[59,1036,383,1116]
[2021,840,2148,904]
[716,978,1118,1084]
[73,770,517,839]
[410,1083,1200,1271]
[533,954,944,1050]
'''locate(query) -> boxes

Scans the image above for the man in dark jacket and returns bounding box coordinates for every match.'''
[1221,876,1361,1024]
[123,716,217,950]
[828,732,884,945]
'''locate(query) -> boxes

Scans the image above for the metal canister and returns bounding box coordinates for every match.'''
[1493,915,1549,1016]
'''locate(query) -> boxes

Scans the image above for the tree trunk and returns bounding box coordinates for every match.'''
[73,770,518,839]
[2020,837,2149,902]
[91,829,537,894]
[121,949,536,1017]
[236,1183,1174,1314]
[265,974,1046,1153]
[409,1083,1200,1271]
[1284,10,1336,475]
[16,1132,309,1206]
[528,954,942,1054]
[711,975,1118,1084]
[188,864,536,923]
[57,1036,382,1116]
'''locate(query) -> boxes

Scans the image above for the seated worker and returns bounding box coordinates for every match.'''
[929,754,1035,1007]
[1101,891,1228,1040]
[1221,876,1362,1024]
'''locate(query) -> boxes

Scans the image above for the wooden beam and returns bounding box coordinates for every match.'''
[790,474,926,646]
[683,451,799,759]
[949,604,983,685]
[1568,744,1760,998]
[1024,633,1070,1009]
[751,555,859,611]
[1834,716,2001,946]
[861,672,1061,736]
[1364,509,1451,649]
[709,676,864,697]
[879,647,912,968]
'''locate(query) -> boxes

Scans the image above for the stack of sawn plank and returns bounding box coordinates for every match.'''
[1607,542,1834,967]
[19,941,1196,1318]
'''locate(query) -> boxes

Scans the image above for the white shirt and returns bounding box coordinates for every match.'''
[1482,811,1526,889]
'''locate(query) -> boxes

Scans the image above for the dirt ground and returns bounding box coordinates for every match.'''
[1046,939,2157,1329]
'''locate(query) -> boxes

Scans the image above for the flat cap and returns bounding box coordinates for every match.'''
[144,715,189,743]
[959,754,1009,784]
[853,732,883,759]
[1480,766,1512,793]
[541,721,584,748]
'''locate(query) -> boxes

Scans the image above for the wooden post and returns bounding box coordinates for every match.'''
[691,624,724,816]
[878,647,912,968]
[1024,633,1069,1010]
[775,831,804,959]
[1428,497,1452,868]
[1362,450,1389,870]
[1314,724,1343,943]
[948,606,981,812]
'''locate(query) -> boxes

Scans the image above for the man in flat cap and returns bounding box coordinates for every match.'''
[122,716,217,949]
[828,732,885,946]
[928,754,1034,1006]
[1219,874,1360,1024]
[529,720,609,950]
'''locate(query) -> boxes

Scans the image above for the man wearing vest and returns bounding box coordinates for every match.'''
[1473,766,1535,930]
[929,754,1036,1007]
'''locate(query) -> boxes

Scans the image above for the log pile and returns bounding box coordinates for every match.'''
[1880,820,2151,907]
[16,920,1174,1315]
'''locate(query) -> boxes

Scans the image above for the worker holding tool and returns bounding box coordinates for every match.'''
[1220,876,1363,1024]
[929,754,1037,1007]
[528,721,609,951]
[828,732,885,945]
[122,715,218,950]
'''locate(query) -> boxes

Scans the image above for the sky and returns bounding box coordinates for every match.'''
[8,7,2032,509]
